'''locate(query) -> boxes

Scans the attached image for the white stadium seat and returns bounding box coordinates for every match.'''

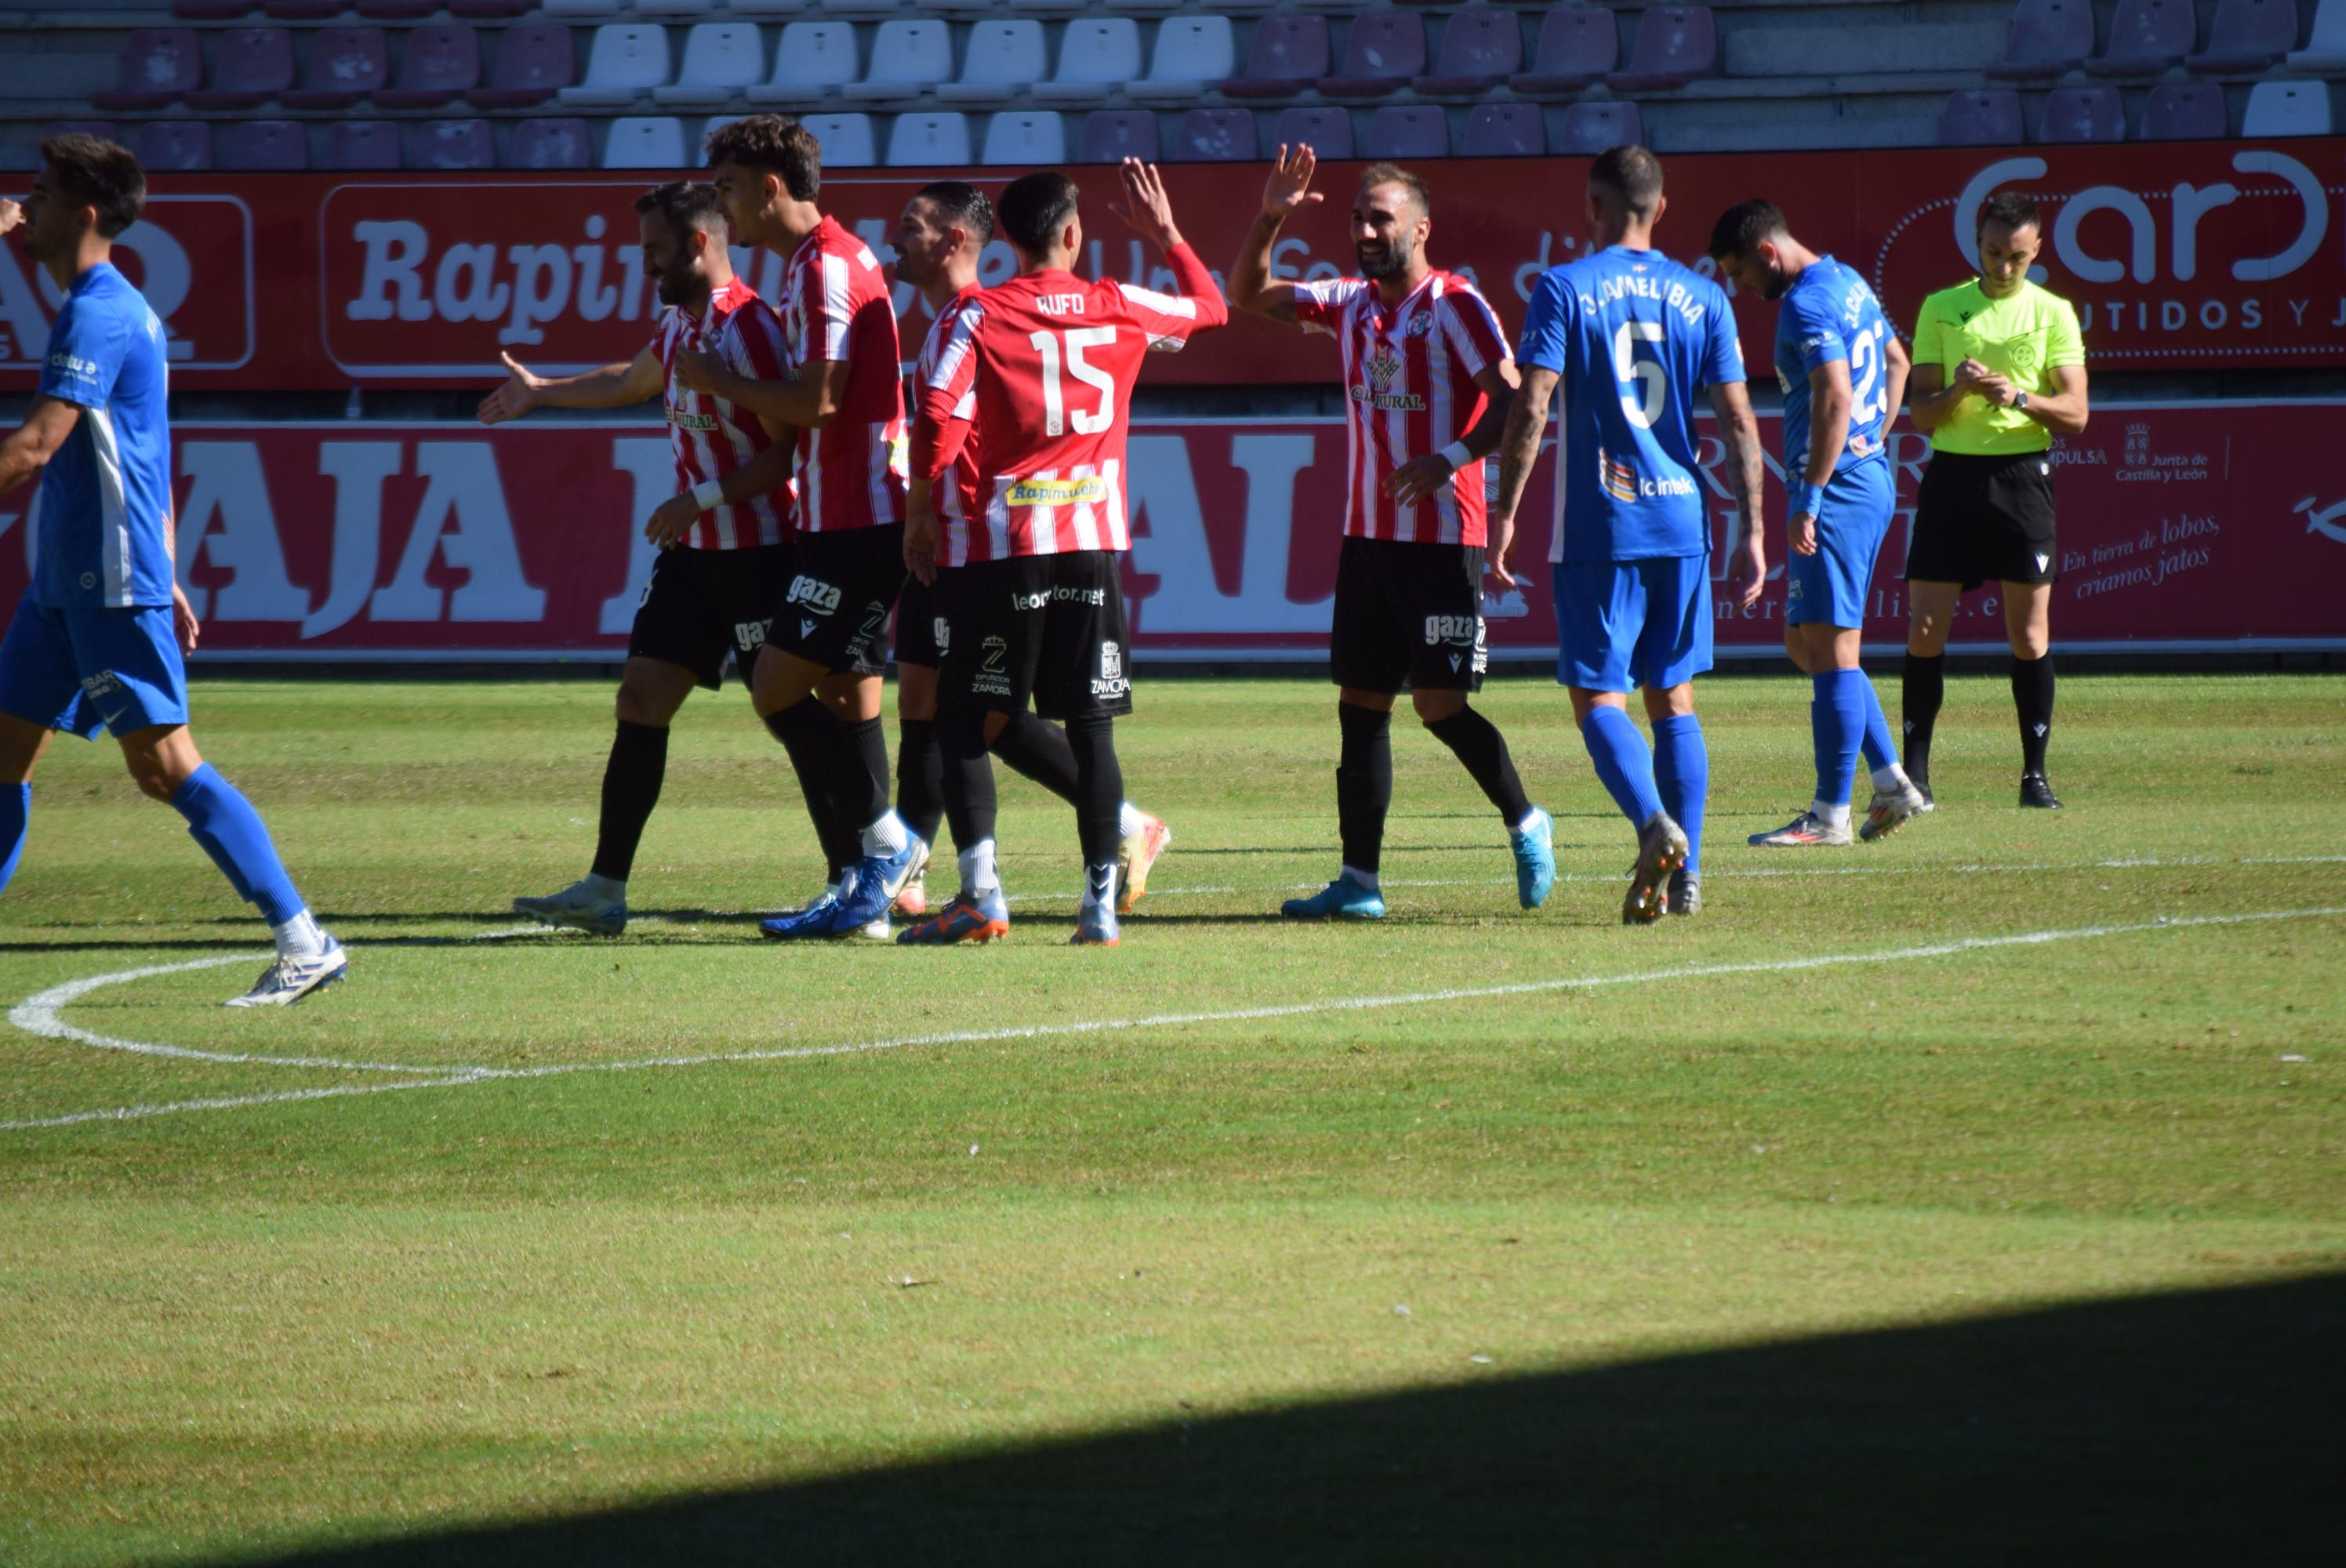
[636,0,720,20]
[1128,16,1237,102]
[1033,17,1143,103]
[938,20,1048,107]
[602,115,688,169]
[2287,0,2346,72]
[800,111,877,167]
[747,20,859,103]
[654,23,768,107]
[888,110,972,165]
[543,0,623,17]
[729,0,817,16]
[2241,80,2333,135]
[840,18,953,102]
[560,24,672,109]
[982,109,1065,165]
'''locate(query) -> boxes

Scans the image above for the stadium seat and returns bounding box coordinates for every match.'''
[318,120,402,170]
[2040,84,2125,141]
[1169,106,1256,162]
[2137,79,2228,138]
[732,0,815,13]
[939,20,1048,107]
[841,19,953,103]
[510,116,592,169]
[561,24,671,108]
[283,27,390,111]
[2086,0,2193,78]
[543,0,624,16]
[1105,0,1183,13]
[1461,102,1544,158]
[355,2,438,19]
[218,119,308,170]
[262,1,343,19]
[1269,104,1353,159]
[410,117,496,169]
[1079,108,1159,164]
[601,114,688,169]
[45,121,121,143]
[1554,100,1642,155]
[1363,104,1447,158]
[2289,0,2346,72]
[637,0,721,17]
[451,0,534,17]
[1222,15,1331,100]
[800,112,877,167]
[1414,8,1523,100]
[655,23,768,107]
[2188,0,2295,74]
[823,0,910,18]
[1033,19,1143,104]
[2241,79,2333,134]
[1007,0,1087,15]
[376,26,482,111]
[173,2,256,19]
[1128,16,1237,103]
[130,121,215,172]
[749,21,859,103]
[1984,0,2093,81]
[1510,7,1618,98]
[93,30,202,113]
[1608,5,1717,90]
[887,111,971,166]
[699,114,742,150]
[982,110,1065,165]
[186,27,294,111]
[1939,88,2024,144]
[467,24,573,110]
[1318,12,1425,99]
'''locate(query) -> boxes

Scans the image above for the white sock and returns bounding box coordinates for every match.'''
[1870,762,1911,793]
[1117,800,1147,839]
[581,872,625,901]
[862,811,909,858]
[271,909,328,960]
[1513,807,1544,835]
[1813,800,1852,828]
[1340,864,1379,891]
[958,838,999,895]
[1082,861,1117,911]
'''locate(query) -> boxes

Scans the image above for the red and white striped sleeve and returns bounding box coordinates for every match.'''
[794,242,855,365]
[1436,280,1511,379]
[911,296,982,484]
[1110,241,1229,352]
[1292,276,1367,338]
[721,294,790,383]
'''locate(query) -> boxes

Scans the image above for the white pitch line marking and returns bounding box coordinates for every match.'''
[3,906,2337,1135]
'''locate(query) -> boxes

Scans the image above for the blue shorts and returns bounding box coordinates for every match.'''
[1553,554,1713,694]
[0,593,189,740]
[1785,460,1894,630]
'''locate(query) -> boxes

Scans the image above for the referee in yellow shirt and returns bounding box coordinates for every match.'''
[1900,191,2089,811]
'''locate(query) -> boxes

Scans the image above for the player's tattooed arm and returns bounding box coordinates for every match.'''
[479,347,659,423]
[1388,360,1519,506]
[1227,144,1323,325]
[1486,363,1557,590]
[1710,379,1769,610]
[0,395,79,499]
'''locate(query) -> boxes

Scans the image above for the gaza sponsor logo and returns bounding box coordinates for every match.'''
[1423,613,1482,648]
[733,616,772,654]
[786,574,841,615]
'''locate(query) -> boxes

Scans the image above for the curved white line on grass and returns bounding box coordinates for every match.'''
[3,906,2337,1134]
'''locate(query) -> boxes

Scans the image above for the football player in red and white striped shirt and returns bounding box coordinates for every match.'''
[481,182,799,938]
[902,162,1227,946]
[1229,148,1556,922]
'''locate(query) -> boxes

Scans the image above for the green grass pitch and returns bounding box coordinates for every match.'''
[0,672,2339,1565]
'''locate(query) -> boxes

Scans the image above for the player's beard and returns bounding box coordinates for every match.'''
[1356,237,1414,281]
[655,268,700,309]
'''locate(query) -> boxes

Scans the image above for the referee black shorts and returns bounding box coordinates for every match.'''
[1904,448,2059,591]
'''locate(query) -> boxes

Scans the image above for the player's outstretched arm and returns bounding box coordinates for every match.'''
[480,348,659,423]
[677,353,846,432]
[1227,144,1321,325]
[1710,380,1769,609]
[0,396,79,500]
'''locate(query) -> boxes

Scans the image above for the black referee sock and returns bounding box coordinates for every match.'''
[1066,712,1125,869]
[992,712,1083,804]
[1336,702,1393,876]
[765,699,861,882]
[896,717,945,848]
[1901,652,1945,787]
[939,707,999,853]
[1425,706,1531,826]
[590,720,667,884]
[2011,652,2055,777]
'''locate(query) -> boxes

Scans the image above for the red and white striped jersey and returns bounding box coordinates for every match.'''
[913,244,1227,565]
[1293,270,1511,548]
[778,214,907,534]
[652,276,793,551]
[910,281,984,544]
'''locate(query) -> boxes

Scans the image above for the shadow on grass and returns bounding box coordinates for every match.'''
[238,1272,2338,1566]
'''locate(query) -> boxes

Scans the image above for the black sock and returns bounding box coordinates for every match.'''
[764,699,861,881]
[833,716,891,840]
[1065,711,1124,869]
[1335,702,1393,875]
[2011,652,2054,777]
[1901,652,1945,786]
[992,711,1082,804]
[590,720,667,883]
[939,706,998,853]
[1425,705,1531,826]
[896,717,944,847]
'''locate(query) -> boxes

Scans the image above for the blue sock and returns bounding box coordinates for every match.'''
[171,764,303,926]
[1581,704,1665,829]
[1651,713,1707,879]
[1812,670,1867,811]
[0,782,27,895]
[1857,673,1897,772]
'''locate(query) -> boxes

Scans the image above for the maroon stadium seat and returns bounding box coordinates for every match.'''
[376,25,482,110]
[1363,103,1447,158]
[468,23,576,109]
[319,120,403,170]
[172,1,256,19]
[356,1,439,18]
[130,121,216,172]
[451,0,534,18]
[1318,13,1425,99]
[217,120,310,170]
[45,121,122,146]
[1168,107,1256,163]
[412,118,498,169]
[1554,100,1642,155]
[1414,9,1523,100]
[1460,102,1544,158]
[2139,78,2228,138]
[2187,0,2295,74]
[283,27,390,110]
[1608,5,1716,91]
[1939,89,2025,144]
[263,0,347,19]
[1510,7,1618,97]
[93,31,203,113]
[1984,0,2094,80]
[1078,109,1160,164]
[187,27,296,111]
[1221,15,1331,100]
[2086,0,2194,77]
[1269,104,1353,159]
[2041,84,2126,140]
[510,117,593,169]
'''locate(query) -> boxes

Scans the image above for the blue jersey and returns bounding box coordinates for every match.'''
[30,263,175,610]
[1775,254,1893,481]
[1518,245,1744,564]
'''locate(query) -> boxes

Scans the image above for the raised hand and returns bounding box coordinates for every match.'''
[1262,143,1322,223]
[0,198,23,238]
[1109,158,1182,252]
[477,350,542,426]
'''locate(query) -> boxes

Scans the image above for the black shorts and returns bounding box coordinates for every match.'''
[627,542,796,690]
[938,551,1133,721]
[1905,448,2058,590]
[765,524,905,677]
[1330,535,1487,695]
[892,572,946,669]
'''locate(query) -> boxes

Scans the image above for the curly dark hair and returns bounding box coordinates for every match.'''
[703,114,820,202]
[1707,198,1787,263]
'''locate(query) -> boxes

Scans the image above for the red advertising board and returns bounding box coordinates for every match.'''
[3,140,2343,389]
[0,405,2335,659]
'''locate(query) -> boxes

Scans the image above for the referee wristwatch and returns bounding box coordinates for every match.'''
[2012,390,2031,412]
